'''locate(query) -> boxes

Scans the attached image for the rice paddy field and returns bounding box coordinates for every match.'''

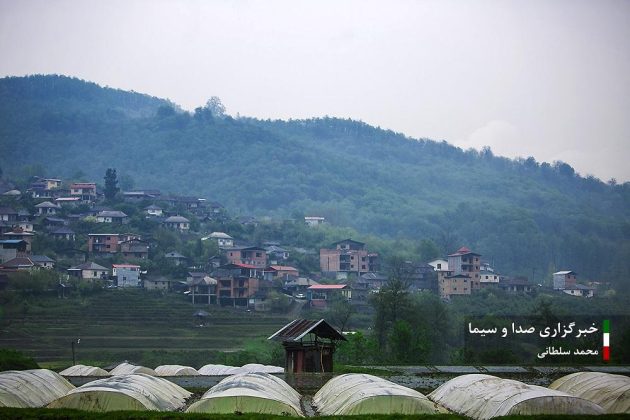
[0,289,291,368]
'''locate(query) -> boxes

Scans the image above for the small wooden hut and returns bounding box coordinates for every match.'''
[268,319,346,373]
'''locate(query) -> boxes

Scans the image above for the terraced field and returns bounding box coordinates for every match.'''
[0,290,291,367]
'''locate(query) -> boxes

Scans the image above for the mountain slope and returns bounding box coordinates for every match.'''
[0,75,628,285]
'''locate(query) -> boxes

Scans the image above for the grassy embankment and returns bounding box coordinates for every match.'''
[0,289,290,369]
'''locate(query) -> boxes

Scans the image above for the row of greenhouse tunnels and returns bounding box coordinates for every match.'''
[1,369,628,417]
[1,320,628,417]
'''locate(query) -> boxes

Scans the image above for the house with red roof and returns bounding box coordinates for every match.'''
[438,246,482,299]
[307,284,351,308]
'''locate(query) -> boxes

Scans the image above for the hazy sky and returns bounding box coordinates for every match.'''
[1,0,629,181]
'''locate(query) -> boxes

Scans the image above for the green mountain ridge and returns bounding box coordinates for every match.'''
[0,75,628,287]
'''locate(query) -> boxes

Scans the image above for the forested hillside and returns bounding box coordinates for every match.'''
[1,75,628,286]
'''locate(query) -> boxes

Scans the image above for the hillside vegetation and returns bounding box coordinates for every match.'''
[0,75,628,286]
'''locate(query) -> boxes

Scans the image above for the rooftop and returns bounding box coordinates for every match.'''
[268,319,346,342]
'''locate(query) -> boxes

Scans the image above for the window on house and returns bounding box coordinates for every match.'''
[453,287,457,291]
[93,271,97,277]
[437,263,442,269]
[362,265,366,270]
[256,252,261,257]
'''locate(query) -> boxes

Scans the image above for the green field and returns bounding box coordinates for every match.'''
[0,289,291,368]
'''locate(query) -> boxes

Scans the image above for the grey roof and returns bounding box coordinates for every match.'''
[97,211,128,218]
[68,262,108,271]
[208,232,232,239]
[165,251,187,259]
[164,216,190,223]
[30,255,55,263]
[145,205,162,210]
[51,227,75,234]
[1,257,35,268]
[0,207,17,214]
[35,201,60,208]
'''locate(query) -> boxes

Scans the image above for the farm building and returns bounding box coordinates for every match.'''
[48,373,191,412]
[428,374,605,419]
[187,372,302,416]
[549,372,630,413]
[0,369,74,408]
[59,364,109,377]
[268,318,346,373]
[314,374,446,415]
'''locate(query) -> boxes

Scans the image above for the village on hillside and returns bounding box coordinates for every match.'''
[0,174,598,312]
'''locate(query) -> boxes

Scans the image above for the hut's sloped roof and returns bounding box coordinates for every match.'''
[187,372,302,416]
[48,373,191,412]
[0,369,75,408]
[60,364,110,377]
[198,363,283,375]
[549,372,630,413]
[428,374,605,419]
[268,319,346,342]
[154,365,199,376]
[313,373,445,415]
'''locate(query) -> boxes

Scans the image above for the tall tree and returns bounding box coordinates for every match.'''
[104,168,119,201]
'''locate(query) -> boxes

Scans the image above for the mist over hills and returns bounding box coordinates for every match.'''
[0,75,628,286]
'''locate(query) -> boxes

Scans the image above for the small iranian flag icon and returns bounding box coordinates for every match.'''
[603,320,610,362]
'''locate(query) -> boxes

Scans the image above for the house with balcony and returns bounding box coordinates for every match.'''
[69,183,97,202]
[163,215,190,231]
[319,239,379,279]
[212,263,269,307]
[35,201,61,216]
[88,233,140,254]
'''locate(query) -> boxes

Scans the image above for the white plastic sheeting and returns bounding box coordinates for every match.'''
[154,365,199,376]
[187,372,302,416]
[549,372,630,413]
[109,362,157,376]
[60,364,110,377]
[48,373,191,412]
[429,374,605,419]
[0,369,75,408]
[313,373,445,415]
[198,363,283,375]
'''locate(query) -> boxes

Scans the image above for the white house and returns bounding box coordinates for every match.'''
[428,259,448,271]
[113,264,141,287]
[203,232,234,248]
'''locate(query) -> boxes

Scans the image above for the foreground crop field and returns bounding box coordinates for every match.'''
[0,290,290,367]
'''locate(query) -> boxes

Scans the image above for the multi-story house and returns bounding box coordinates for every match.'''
[225,246,268,267]
[119,238,149,260]
[438,246,482,299]
[319,239,379,278]
[69,183,97,202]
[88,233,140,254]
[553,271,577,290]
[212,263,269,306]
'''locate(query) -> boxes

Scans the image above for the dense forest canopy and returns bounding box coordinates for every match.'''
[1,75,628,287]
